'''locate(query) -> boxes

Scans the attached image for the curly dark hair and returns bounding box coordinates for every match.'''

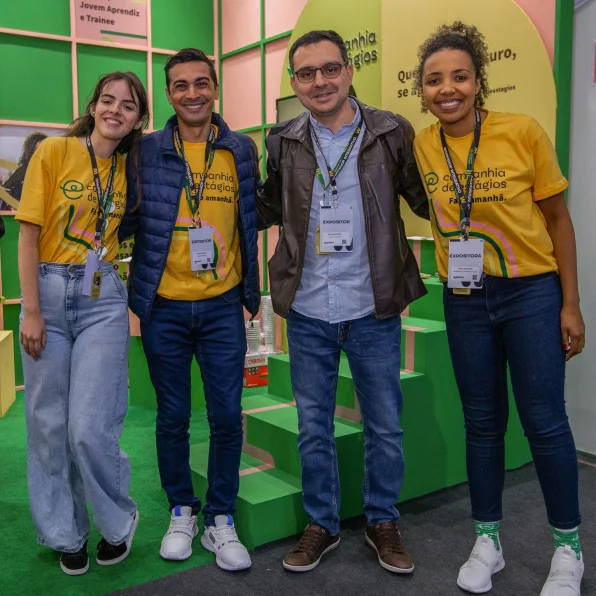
[413,21,490,113]
[19,133,47,166]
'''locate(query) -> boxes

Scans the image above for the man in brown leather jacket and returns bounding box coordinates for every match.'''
[257,30,430,574]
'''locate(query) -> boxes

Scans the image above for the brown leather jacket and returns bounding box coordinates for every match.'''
[257,100,430,319]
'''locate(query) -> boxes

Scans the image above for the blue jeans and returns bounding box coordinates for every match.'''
[21,263,136,553]
[286,309,404,535]
[443,273,581,529]
[140,285,246,525]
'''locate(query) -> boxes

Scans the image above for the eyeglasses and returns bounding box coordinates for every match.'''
[289,62,347,84]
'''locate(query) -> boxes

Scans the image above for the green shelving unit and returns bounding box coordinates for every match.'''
[0,0,216,391]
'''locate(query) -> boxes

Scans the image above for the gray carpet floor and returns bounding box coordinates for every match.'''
[111,463,596,596]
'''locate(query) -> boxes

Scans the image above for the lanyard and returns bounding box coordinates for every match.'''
[174,125,216,227]
[439,109,482,240]
[85,136,117,254]
[311,116,364,206]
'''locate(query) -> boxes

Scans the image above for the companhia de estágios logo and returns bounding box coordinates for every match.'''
[60,179,84,200]
[424,172,438,195]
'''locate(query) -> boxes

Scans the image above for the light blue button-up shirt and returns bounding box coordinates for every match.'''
[292,99,375,324]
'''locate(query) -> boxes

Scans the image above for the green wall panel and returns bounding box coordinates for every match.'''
[3,305,23,387]
[151,53,175,128]
[151,0,214,54]
[0,216,20,300]
[0,0,70,37]
[77,45,148,116]
[0,34,72,123]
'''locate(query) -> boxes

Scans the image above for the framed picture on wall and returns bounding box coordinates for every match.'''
[276,95,306,123]
[0,125,65,214]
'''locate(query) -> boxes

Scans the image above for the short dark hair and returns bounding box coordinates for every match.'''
[289,30,348,72]
[165,48,218,89]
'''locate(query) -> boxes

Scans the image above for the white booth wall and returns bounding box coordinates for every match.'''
[566,0,596,455]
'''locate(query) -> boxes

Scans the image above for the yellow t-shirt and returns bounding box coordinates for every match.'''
[158,134,242,300]
[414,111,568,279]
[16,136,126,263]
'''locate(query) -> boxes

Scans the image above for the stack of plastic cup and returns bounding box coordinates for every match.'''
[261,295,276,352]
[246,319,261,354]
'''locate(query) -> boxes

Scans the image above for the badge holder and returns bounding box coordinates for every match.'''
[83,249,103,299]
[189,225,215,273]
[447,225,484,294]
[317,201,353,254]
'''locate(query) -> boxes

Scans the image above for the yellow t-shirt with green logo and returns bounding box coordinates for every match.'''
[413,111,568,280]
[16,136,126,263]
[158,134,242,300]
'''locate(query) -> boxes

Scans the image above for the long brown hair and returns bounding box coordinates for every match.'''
[66,71,148,207]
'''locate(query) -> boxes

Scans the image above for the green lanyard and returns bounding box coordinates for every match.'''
[439,109,482,239]
[311,116,364,206]
[174,125,216,227]
[85,135,117,253]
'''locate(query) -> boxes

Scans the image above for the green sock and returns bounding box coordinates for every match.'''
[552,527,581,560]
[474,521,500,551]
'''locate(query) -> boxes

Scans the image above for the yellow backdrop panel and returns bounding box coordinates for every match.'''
[382,0,557,236]
[279,0,556,238]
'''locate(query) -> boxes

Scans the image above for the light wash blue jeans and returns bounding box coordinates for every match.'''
[21,262,136,553]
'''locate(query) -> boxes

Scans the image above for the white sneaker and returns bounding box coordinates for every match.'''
[540,546,584,596]
[200,514,252,571]
[457,535,505,594]
[159,506,198,561]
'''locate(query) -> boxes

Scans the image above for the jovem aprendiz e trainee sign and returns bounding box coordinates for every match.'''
[76,0,148,47]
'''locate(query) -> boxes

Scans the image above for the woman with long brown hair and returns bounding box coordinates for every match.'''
[16,72,148,576]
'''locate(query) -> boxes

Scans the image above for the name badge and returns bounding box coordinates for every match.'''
[448,238,484,290]
[83,249,102,299]
[189,226,215,271]
[319,204,353,254]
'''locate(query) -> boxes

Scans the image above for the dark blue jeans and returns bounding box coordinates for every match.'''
[286,309,404,536]
[443,273,580,530]
[140,285,246,525]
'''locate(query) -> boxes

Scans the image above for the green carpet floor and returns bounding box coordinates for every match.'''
[0,392,222,596]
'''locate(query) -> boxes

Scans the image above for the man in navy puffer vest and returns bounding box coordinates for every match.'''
[119,48,261,570]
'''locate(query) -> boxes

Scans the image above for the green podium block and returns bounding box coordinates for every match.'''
[407,277,445,321]
[191,443,308,549]
[408,237,437,276]
[187,263,532,549]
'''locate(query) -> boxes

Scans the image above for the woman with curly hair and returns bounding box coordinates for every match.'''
[2,132,48,207]
[413,22,585,595]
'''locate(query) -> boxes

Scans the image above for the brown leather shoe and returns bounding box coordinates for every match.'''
[283,523,340,572]
[365,521,414,574]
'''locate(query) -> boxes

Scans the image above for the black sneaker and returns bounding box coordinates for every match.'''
[96,510,139,566]
[60,541,89,576]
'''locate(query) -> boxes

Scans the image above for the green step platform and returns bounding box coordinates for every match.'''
[190,308,532,549]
